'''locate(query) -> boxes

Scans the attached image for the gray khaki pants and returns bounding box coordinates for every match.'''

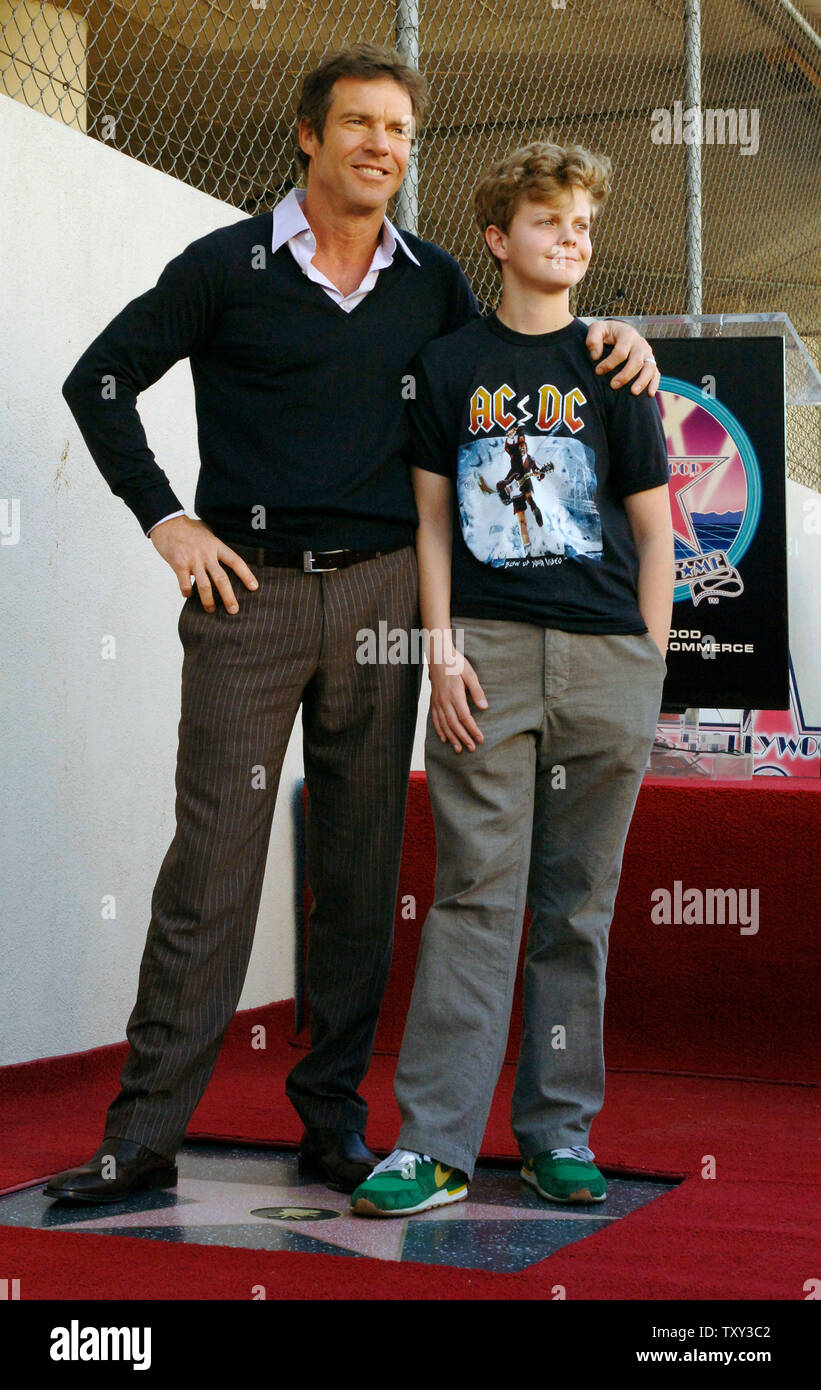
[394,618,665,1178]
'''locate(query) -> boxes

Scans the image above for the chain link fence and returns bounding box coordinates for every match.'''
[2,0,819,485]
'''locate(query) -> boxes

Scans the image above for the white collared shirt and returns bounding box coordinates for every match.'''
[149,187,421,535]
[271,185,420,311]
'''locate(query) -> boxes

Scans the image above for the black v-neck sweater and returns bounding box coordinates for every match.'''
[62,210,481,550]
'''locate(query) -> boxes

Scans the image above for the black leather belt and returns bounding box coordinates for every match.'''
[230,540,407,573]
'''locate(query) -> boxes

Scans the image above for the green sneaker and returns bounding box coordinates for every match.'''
[521,1146,607,1203]
[350,1148,469,1217]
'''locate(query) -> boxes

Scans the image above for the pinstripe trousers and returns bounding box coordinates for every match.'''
[103,544,421,1160]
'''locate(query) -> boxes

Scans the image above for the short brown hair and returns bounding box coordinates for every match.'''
[293,42,429,178]
[473,142,612,272]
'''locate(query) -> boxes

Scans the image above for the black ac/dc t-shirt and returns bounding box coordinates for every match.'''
[408,312,670,633]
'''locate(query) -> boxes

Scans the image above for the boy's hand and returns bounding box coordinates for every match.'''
[429,654,488,753]
[585,321,660,396]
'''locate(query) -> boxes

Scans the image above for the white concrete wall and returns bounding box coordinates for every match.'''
[0,94,433,1065]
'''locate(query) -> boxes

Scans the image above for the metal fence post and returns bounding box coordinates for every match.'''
[684,0,703,325]
[394,0,419,234]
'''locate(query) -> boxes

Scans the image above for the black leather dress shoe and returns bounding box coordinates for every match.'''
[297,1128,377,1193]
[43,1137,178,1204]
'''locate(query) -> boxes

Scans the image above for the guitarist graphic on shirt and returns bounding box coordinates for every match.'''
[478,426,558,551]
[495,426,555,549]
[465,377,603,567]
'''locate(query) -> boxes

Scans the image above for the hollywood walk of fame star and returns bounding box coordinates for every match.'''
[45,1175,614,1264]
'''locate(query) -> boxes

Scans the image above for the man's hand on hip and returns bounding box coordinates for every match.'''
[149,515,259,613]
[585,320,660,396]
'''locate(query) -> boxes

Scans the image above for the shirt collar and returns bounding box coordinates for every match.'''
[271,186,420,267]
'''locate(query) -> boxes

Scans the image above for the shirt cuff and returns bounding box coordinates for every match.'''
[147,508,186,536]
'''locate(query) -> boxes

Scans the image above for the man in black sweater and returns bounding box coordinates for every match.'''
[46,42,660,1204]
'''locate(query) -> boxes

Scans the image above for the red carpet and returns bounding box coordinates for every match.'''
[298,775,820,1082]
[1,776,818,1298]
[0,1004,817,1300]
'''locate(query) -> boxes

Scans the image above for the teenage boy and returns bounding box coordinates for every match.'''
[352,143,673,1216]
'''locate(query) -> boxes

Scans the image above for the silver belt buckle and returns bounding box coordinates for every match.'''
[303,548,345,573]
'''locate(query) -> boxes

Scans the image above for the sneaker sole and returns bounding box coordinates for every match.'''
[351,1184,468,1218]
[520,1165,606,1204]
